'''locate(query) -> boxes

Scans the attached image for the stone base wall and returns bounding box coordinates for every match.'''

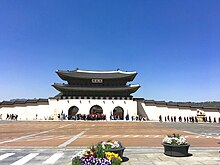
[139,101,220,123]
[0,104,51,120]
[49,98,137,121]
[1,98,219,122]
[0,98,138,121]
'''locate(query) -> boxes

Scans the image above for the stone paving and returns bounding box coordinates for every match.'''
[153,122,220,139]
[122,148,220,165]
[0,147,219,165]
[0,121,219,148]
[0,121,219,164]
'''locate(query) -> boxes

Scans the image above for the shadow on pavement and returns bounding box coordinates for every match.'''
[122,157,129,162]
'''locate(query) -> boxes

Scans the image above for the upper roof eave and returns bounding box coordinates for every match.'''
[56,69,137,81]
[58,69,137,74]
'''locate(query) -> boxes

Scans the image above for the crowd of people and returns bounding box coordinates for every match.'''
[0,112,219,123]
[110,114,129,120]
[131,115,147,121]
[159,115,220,123]
[58,113,107,121]
[5,113,18,120]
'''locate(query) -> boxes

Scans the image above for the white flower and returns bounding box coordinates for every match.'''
[72,149,87,160]
[162,134,187,145]
[101,140,121,149]
[113,141,120,148]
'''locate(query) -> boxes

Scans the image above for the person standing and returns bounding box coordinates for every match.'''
[6,113,9,120]
[159,115,162,122]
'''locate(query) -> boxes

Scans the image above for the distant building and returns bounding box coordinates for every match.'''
[0,69,219,122]
[50,69,140,120]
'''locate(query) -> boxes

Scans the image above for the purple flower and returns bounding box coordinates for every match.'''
[81,157,111,165]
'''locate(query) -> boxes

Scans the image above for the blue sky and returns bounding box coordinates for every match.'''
[0,0,220,102]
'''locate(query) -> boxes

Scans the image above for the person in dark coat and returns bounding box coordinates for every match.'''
[209,116,212,123]
[159,115,162,122]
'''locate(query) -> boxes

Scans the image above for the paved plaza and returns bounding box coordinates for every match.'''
[0,121,219,164]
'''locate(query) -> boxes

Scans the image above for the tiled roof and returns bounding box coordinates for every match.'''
[56,69,137,81]
[143,99,220,110]
[0,99,48,106]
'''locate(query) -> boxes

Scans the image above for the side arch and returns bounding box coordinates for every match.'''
[68,106,79,119]
[113,106,124,120]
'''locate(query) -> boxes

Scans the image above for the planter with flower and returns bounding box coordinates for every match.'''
[162,133,190,157]
[72,140,124,165]
[98,139,125,158]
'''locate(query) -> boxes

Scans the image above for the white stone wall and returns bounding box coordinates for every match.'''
[1,99,219,122]
[49,98,137,121]
[0,99,137,121]
[205,111,220,122]
[0,104,51,120]
[141,104,220,122]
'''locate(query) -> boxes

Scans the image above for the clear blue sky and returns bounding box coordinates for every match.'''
[0,0,220,102]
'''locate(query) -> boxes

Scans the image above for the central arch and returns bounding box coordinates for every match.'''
[90,105,103,114]
[68,106,79,119]
[113,106,124,120]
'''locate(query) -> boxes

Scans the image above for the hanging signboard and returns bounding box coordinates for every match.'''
[91,79,103,83]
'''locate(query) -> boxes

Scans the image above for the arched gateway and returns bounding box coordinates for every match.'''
[113,106,124,120]
[90,105,103,114]
[68,106,79,119]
